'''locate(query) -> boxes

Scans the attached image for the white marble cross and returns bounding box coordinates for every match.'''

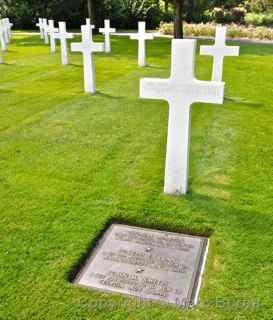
[36,18,44,39]
[99,19,116,53]
[85,18,95,41]
[42,18,49,44]
[47,20,58,53]
[0,32,3,64]
[130,21,154,67]
[140,39,225,195]
[71,25,104,93]
[0,21,7,51]
[6,18,13,38]
[3,18,13,42]
[200,26,240,82]
[53,22,74,65]
[1,19,9,44]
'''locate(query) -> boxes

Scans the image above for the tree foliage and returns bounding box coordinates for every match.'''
[0,0,272,29]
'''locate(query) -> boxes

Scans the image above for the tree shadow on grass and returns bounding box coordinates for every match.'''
[146,64,168,71]
[14,35,47,47]
[18,41,43,46]
[95,91,127,101]
[67,63,83,68]
[0,62,17,67]
[224,96,263,108]
[0,89,13,94]
[3,50,17,53]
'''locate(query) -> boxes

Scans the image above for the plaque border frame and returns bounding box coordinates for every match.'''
[74,223,209,307]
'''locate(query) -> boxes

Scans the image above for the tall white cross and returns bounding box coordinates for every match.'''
[71,25,104,93]
[0,28,3,64]
[36,17,44,39]
[6,18,13,38]
[3,18,13,42]
[0,21,7,51]
[42,18,49,44]
[1,19,9,45]
[200,26,240,82]
[53,22,74,65]
[99,19,116,53]
[47,20,58,53]
[130,21,154,67]
[85,18,95,41]
[140,40,225,195]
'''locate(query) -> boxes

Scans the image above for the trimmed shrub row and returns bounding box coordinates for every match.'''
[159,22,273,40]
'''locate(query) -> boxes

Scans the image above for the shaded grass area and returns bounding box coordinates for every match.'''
[0,34,272,320]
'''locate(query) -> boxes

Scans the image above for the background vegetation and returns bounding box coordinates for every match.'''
[0,0,272,29]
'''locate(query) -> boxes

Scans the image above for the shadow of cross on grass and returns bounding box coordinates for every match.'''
[224,97,263,108]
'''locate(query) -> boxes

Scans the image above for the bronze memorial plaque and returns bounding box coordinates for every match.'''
[74,224,208,307]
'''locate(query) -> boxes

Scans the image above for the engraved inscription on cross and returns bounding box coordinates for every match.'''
[200,26,240,82]
[130,21,154,67]
[140,39,225,195]
[99,19,116,53]
[71,25,104,93]
[53,22,74,65]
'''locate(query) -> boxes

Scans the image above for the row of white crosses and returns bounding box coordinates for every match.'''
[36,18,116,92]
[35,20,240,195]
[141,27,240,195]
[34,18,240,195]
[0,18,13,64]
[36,19,152,91]
[36,18,239,195]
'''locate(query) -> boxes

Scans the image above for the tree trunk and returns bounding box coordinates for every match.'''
[87,0,96,25]
[173,0,183,39]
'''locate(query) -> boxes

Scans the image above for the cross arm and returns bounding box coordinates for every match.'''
[99,28,116,34]
[200,45,240,57]
[71,43,82,52]
[194,79,225,104]
[130,34,139,40]
[71,42,104,53]
[54,32,74,40]
[200,45,214,55]
[224,45,240,56]
[145,34,154,40]
[140,78,170,102]
[92,42,104,52]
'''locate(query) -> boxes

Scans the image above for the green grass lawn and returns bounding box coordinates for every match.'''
[0,33,272,320]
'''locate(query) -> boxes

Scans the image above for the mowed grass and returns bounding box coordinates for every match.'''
[0,33,272,320]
